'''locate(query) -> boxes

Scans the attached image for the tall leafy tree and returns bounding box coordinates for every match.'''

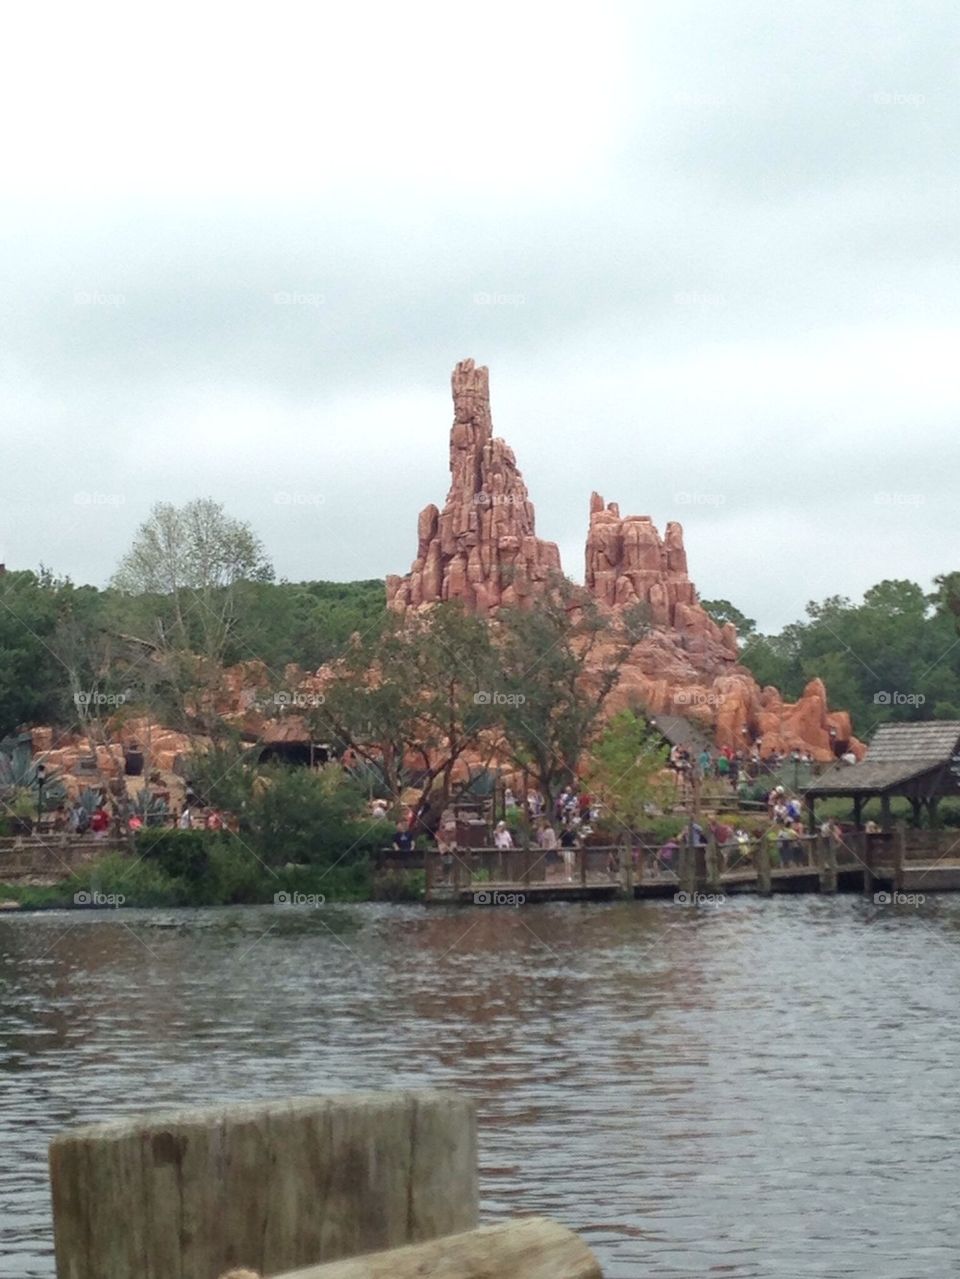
[315,604,497,833]
[491,578,649,813]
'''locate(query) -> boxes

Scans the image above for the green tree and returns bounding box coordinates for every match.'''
[701,598,757,641]
[316,604,497,833]
[112,498,273,662]
[491,579,649,814]
[585,710,669,837]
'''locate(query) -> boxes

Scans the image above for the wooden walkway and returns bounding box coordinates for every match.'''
[425,829,960,903]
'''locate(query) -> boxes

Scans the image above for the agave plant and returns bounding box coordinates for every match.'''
[77,786,104,814]
[0,744,66,809]
[131,789,170,822]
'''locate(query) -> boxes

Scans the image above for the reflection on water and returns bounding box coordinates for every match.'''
[1,896,959,1278]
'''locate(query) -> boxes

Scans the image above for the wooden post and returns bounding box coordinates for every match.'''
[619,841,633,898]
[424,848,434,902]
[862,837,875,898]
[705,833,721,893]
[894,822,906,894]
[272,1217,603,1279]
[817,834,837,894]
[50,1091,478,1279]
[579,843,587,887]
[679,843,696,899]
[755,835,772,896]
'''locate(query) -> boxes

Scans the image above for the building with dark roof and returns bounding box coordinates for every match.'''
[806,721,960,828]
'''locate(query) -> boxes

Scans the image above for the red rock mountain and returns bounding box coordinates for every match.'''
[387,359,862,762]
[386,359,561,615]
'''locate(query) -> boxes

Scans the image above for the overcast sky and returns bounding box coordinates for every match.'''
[2,0,957,632]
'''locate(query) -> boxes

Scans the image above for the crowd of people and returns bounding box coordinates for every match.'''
[668,741,817,793]
[41,794,230,838]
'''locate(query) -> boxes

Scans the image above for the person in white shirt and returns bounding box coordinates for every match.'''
[493,821,513,849]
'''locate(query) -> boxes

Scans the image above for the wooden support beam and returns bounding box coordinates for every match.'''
[894,823,906,894]
[50,1091,477,1279]
[862,837,876,898]
[679,843,696,898]
[618,841,633,898]
[272,1217,602,1279]
[705,834,721,893]
[817,834,837,894]
[755,835,772,896]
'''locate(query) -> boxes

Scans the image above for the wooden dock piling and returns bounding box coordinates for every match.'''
[755,837,772,896]
[50,1091,477,1279]
[816,834,837,894]
[273,1217,603,1279]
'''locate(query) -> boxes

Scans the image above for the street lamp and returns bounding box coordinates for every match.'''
[36,763,46,828]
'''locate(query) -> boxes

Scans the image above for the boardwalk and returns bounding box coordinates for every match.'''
[425,829,960,903]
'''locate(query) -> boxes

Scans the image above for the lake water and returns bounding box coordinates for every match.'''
[1,895,958,1278]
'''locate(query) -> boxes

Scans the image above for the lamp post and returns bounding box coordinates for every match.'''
[36,763,46,828]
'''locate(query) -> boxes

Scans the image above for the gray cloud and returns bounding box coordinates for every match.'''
[1,0,957,631]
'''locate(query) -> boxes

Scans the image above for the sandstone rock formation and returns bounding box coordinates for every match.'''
[585,492,739,655]
[386,359,561,615]
[386,359,864,763]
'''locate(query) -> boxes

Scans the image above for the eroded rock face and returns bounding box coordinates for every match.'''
[386,359,561,615]
[384,359,865,762]
[585,492,738,655]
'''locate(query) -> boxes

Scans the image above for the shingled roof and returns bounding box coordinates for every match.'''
[648,714,713,756]
[808,721,960,795]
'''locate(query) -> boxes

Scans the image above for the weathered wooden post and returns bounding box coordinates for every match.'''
[272,1217,602,1279]
[424,847,434,902]
[894,822,906,895]
[705,833,721,894]
[679,842,696,899]
[755,836,772,896]
[50,1091,477,1279]
[862,837,876,898]
[618,841,633,898]
[817,834,837,894]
